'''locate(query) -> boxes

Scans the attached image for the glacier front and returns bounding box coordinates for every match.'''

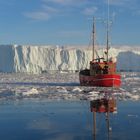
[0,44,140,73]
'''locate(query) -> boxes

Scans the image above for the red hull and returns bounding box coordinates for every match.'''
[79,73,121,87]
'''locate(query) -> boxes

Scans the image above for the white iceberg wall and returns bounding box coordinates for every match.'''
[13,45,91,73]
[14,45,60,73]
[0,45,140,73]
[58,48,92,71]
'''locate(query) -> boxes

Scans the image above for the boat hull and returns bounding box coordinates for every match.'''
[79,72,121,87]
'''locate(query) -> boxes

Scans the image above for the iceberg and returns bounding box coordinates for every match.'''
[0,44,140,73]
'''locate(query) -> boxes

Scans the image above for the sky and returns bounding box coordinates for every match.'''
[0,0,140,46]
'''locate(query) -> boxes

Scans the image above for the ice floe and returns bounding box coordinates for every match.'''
[22,88,39,96]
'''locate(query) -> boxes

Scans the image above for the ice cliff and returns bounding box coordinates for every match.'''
[0,44,140,73]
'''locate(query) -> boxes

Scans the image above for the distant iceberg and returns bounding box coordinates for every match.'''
[0,44,140,73]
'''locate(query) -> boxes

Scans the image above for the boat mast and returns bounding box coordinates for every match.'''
[92,17,96,61]
[106,0,110,62]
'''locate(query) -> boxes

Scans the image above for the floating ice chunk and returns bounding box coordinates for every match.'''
[88,91,99,95]
[22,88,39,96]
[86,96,100,101]
[56,87,68,93]
[72,87,83,93]
[131,95,139,100]
[132,89,138,93]
[86,91,100,101]
[125,92,132,97]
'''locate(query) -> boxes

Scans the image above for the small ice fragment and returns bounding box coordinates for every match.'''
[131,95,139,100]
[56,87,68,93]
[72,87,83,92]
[22,88,39,96]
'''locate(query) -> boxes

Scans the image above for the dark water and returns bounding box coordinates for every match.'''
[0,99,139,140]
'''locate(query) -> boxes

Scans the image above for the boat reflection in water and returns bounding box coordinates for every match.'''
[90,97,117,140]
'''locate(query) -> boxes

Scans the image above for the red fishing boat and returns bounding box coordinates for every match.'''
[79,17,121,87]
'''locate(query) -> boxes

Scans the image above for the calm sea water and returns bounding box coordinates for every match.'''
[0,99,139,140]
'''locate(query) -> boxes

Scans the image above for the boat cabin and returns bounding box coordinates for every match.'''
[90,60,117,76]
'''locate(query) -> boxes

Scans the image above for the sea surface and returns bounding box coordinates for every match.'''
[0,99,140,140]
[0,72,139,140]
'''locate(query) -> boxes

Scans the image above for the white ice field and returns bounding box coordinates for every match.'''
[0,72,139,101]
